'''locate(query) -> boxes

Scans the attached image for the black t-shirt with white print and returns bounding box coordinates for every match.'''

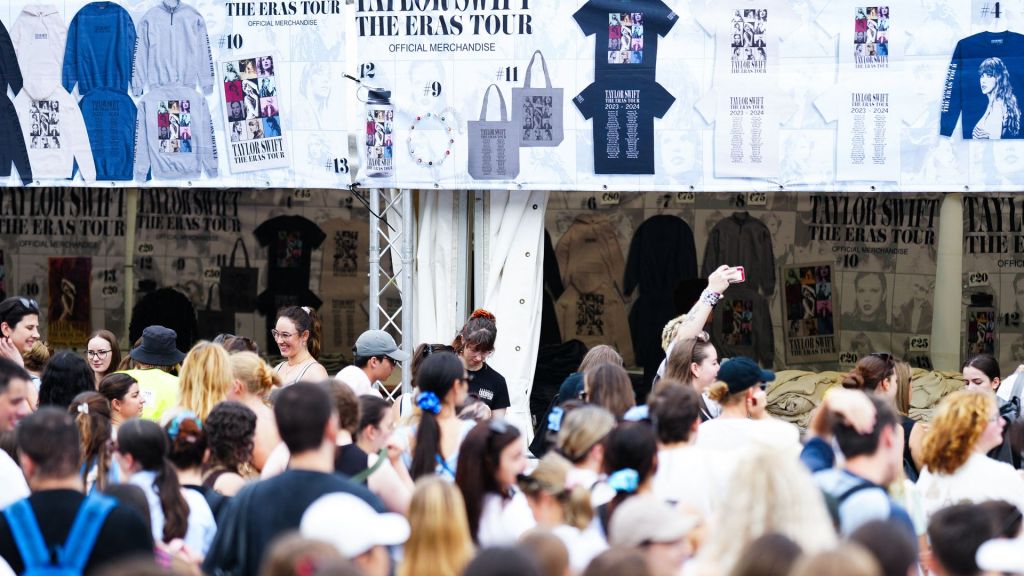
[468,363,511,411]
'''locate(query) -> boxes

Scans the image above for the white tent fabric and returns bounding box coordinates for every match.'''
[414,190,463,346]
[478,191,549,441]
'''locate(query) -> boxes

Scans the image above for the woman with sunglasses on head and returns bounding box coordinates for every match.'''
[272,306,328,386]
[86,330,121,387]
[0,296,41,369]
[453,310,510,419]
[397,351,475,481]
[455,419,533,547]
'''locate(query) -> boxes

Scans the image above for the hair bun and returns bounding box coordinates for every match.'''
[470,309,496,322]
[841,370,866,390]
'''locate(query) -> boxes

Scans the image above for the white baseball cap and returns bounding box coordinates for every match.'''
[977,538,1024,574]
[300,493,410,558]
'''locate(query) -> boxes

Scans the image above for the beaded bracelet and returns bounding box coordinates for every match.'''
[700,288,723,307]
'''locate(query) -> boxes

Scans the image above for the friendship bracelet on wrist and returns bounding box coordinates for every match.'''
[700,288,723,307]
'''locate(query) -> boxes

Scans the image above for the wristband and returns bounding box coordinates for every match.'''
[700,288,723,307]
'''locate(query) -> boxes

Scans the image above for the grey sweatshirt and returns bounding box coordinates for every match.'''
[134,84,217,180]
[131,0,214,96]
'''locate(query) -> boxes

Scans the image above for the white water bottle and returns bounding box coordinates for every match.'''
[365,89,394,178]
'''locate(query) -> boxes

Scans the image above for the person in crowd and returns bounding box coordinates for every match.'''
[38,351,95,409]
[203,382,383,575]
[729,533,804,576]
[596,421,658,536]
[22,340,50,407]
[87,330,122,388]
[962,354,1023,468]
[0,358,32,508]
[398,476,475,576]
[165,411,228,520]
[695,448,837,575]
[789,544,883,576]
[68,391,116,493]
[301,492,410,576]
[696,357,800,457]
[518,529,569,576]
[557,344,623,405]
[814,394,916,536]
[582,362,636,420]
[220,334,259,355]
[0,297,41,369]
[120,326,184,421]
[409,343,455,384]
[979,499,1023,538]
[916,389,1024,518]
[98,373,145,429]
[354,395,414,511]
[608,495,698,576]
[555,405,616,506]
[259,533,346,576]
[925,503,999,576]
[336,330,409,398]
[116,418,217,556]
[518,451,607,572]
[178,341,234,421]
[273,306,329,386]
[649,380,729,516]
[582,548,653,576]
[849,520,919,576]
[226,351,280,472]
[462,546,543,576]
[398,351,474,480]
[455,419,532,546]
[453,309,510,418]
[203,401,257,497]
[664,332,722,421]
[0,408,153,573]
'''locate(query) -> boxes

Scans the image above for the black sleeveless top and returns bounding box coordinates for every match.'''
[334,444,371,484]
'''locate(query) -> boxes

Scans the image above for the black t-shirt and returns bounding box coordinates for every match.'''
[0,490,154,574]
[335,444,370,483]
[575,78,674,174]
[574,0,678,74]
[254,215,326,292]
[202,469,384,576]
[469,363,511,411]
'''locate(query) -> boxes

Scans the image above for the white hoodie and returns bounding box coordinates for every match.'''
[10,5,67,97]
[14,80,96,182]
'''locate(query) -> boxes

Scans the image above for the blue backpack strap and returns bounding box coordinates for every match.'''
[2,499,52,570]
[58,494,117,572]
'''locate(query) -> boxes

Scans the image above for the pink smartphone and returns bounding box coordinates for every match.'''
[730,266,746,283]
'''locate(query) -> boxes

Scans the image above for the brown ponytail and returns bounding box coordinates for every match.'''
[68,392,113,491]
[278,306,322,360]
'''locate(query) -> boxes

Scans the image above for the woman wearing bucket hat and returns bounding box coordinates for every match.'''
[120,326,186,422]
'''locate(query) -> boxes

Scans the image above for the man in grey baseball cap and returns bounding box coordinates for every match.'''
[335,330,410,398]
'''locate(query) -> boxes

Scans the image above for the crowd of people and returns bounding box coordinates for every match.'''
[0,262,1022,576]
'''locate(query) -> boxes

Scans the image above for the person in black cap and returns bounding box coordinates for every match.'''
[336,329,410,398]
[695,357,801,457]
[119,326,185,422]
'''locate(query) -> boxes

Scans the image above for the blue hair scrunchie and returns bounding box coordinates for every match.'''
[168,411,201,441]
[607,468,639,494]
[417,391,442,415]
[547,406,564,433]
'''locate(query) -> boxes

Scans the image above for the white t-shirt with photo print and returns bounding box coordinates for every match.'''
[696,0,799,84]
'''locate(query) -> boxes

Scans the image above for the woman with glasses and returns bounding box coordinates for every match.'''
[0,296,41,368]
[916,389,1024,520]
[272,306,328,386]
[85,330,121,387]
[452,310,510,419]
[99,372,145,429]
[455,418,532,547]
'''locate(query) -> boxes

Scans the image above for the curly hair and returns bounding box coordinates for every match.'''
[203,401,256,474]
[921,389,995,475]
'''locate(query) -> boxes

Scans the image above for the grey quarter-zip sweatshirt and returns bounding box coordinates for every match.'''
[131,0,214,96]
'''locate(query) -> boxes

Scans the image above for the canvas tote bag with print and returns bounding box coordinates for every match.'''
[468,84,520,181]
[513,50,564,147]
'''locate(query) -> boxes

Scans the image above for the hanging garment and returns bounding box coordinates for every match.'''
[13,81,95,181]
[710,286,774,368]
[10,5,67,98]
[132,0,214,96]
[0,93,31,184]
[555,213,634,365]
[62,1,136,95]
[134,85,217,181]
[0,19,22,95]
[940,31,1024,140]
[540,230,564,347]
[701,211,776,297]
[80,88,136,180]
[624,214,697,375]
